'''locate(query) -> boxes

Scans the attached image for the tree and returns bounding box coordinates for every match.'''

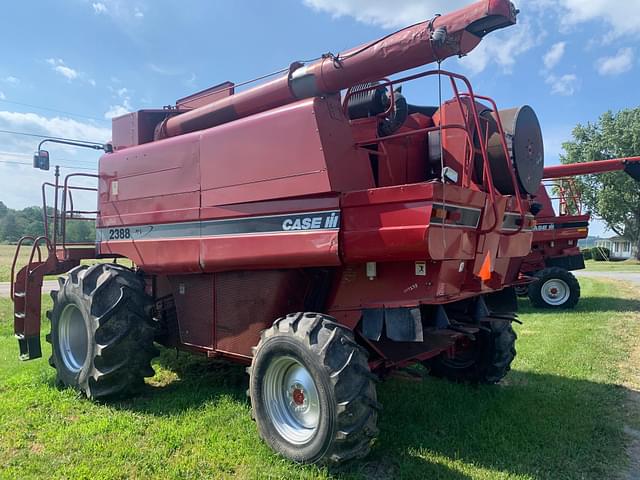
[1,212,20,243]
[561,108,640,260]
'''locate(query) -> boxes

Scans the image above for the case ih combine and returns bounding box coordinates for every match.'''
[12,0,546,464]
[520,157,640,309]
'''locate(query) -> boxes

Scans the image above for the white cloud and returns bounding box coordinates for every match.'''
[0,91,5,100]
[3,76,19,84]
[545,73,578,96]
[302,0,468,28]
[543,42,566,70]
[0,110,108,206]
[104,86,133,119]
[458,22,537,75]
[104,104,130,119]
[90,1,146,22]
[597,48,634,76]
[147,63,182,76]
[0,111,110,142]
[554,1,640,40]
[46,58,79,81]
[92,2,107,14]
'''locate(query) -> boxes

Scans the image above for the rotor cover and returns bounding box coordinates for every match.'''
[485,105,544,196]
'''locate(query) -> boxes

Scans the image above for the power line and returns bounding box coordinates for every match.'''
[0,159,97,172]
[0,128,106,145]
[0,150,100,167]
[0,99,107,123]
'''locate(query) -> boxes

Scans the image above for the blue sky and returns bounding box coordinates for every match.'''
[1,0,639,236]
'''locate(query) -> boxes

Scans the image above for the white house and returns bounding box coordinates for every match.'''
[596,236,638,260]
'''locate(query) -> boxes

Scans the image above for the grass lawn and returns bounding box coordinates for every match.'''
[0,278,639,479]
[585,258,640,273]
[0,244,32,284]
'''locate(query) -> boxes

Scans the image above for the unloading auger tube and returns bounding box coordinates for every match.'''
[155,0,518,139]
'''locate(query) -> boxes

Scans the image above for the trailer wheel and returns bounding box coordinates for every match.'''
[248,312,379,464]
[528,267,580,309]
[46,263,158,400]
[425,316,517,384]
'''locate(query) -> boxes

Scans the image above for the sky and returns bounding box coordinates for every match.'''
[1,0,639,237]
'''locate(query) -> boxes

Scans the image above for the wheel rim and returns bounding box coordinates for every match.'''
[58,304,89,373]
[263,356,320,444]
[541,278,570,306]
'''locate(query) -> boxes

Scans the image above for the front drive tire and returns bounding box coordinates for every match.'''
[528,267,580,309]
[425,315,517,384]
[47,263,158,400]
[248,313,379,464]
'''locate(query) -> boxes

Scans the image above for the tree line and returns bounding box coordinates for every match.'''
[0,201,95,243]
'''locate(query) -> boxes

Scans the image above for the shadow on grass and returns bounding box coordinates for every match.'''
[519,295,640,314]
[110,347,628,480]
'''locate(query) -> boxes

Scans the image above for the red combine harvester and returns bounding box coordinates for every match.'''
[12,0,543,463]
[519,157,640,309]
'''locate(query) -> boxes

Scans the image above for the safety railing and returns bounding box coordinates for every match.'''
[41,172,99,251]
[543,178,582,216]
[10,235,52,301]
[342,68,527,235]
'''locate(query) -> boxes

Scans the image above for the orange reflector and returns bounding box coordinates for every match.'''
[432,207,447,220]
[576,228,587,232]
[478,251,492,282]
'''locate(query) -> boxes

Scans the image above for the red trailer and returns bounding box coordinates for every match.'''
[11,0,543,464]
[520,157,640,308]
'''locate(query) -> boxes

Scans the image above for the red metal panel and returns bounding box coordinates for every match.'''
[169,274,215,350]
[100,239,202,274]
[200,231,340,272]
[341,182,484,262]
[111,110,176,150]
[176,81,234,109]
[200,196,339,220]
[199,99,331,206]
[214,270,308,357]
[98,131,201,227]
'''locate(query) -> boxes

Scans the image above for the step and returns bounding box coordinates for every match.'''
[14,291,25,298]
[14,312,25,319]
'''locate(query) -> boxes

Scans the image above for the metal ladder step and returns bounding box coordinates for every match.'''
[14,291,25,298]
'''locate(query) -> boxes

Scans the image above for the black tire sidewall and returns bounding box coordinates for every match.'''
[529,268,580,309]
[250,335,336,464]
[50,287,96,391]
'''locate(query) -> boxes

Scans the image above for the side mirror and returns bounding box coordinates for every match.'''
[33,150,50,171]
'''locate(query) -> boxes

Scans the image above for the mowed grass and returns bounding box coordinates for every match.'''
[585,258,640,273]
[0,278,639,479]
[0,244,31,284]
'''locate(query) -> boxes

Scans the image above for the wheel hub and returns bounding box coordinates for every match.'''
[58,303,89,373]
[541,278,570,305]
[263,356,320,444]
[291,385,306,406]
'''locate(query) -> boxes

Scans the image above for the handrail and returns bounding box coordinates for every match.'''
[465,93,527,235]
[61,173,99,251]
[543,178,583,216]
[345,68,507,234]
[10,236,48,301]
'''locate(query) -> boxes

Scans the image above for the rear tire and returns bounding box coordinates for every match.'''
[46,263,158,400]
[528,267,580,309]
[248,312,379,464]
[424,315,517,384]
